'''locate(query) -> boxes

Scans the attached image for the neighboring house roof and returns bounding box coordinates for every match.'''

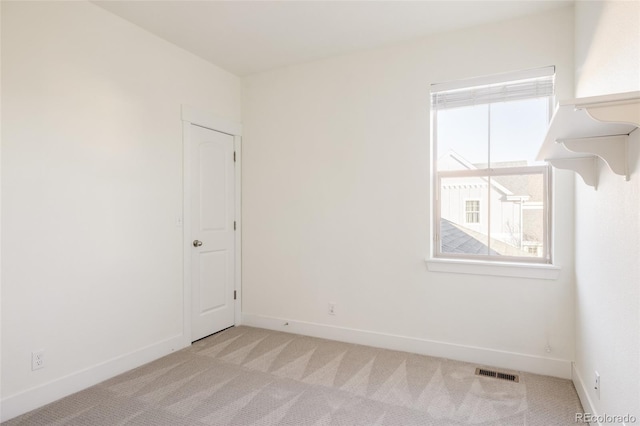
[439,150,513,196]
[440,219,532,257]
[441,151,543,202]
[440,218,499,255]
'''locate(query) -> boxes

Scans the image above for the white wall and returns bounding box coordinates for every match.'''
[1,1,241,420]
[575,0,640,98]
[573,0,640,420]
[242,8,576,377]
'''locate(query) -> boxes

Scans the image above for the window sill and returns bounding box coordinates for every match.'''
[425,258,561,280]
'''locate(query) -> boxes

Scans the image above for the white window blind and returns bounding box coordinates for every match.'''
[431,66,555,110]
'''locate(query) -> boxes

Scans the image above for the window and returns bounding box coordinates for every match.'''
[465,200,480,224]
[431,67,554,264]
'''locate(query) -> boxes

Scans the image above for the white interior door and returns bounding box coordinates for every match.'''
[190,124,235,341]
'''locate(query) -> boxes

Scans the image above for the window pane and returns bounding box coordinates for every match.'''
[439,176,490,256]
[431,70,553,264]
[439,173,546,259]
[488,173,545,258]
[436,105,488,171]
[465,200,480,223]
[489,98,549,167]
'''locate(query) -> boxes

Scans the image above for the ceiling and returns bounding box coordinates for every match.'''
[93,1,573,76]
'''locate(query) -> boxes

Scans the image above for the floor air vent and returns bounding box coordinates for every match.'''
[475,368,519,383]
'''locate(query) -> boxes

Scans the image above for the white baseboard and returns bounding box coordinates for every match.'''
[572,362,599,425]
[0,334,187,422]
[241,313,572,379]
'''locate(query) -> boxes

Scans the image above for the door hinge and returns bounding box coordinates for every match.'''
[234,290,237,300]
[233,151,236,162]
[234,221,236,230]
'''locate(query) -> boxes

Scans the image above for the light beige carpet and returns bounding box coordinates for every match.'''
[4,326,583,425]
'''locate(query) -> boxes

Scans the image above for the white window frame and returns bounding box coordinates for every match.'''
[428,67,559,276]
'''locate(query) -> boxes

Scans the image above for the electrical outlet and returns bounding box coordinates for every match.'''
[594,371,600,400]
[328,302,336,316]
[32,350,45,371]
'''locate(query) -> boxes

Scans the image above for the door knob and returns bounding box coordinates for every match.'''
[193,240,203,247]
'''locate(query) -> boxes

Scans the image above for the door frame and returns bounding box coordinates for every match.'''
[181,105,242,346]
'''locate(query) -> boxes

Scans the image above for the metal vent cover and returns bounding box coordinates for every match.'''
[475,367,519,383]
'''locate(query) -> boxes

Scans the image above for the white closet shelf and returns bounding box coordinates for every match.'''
[536,91,640,189]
